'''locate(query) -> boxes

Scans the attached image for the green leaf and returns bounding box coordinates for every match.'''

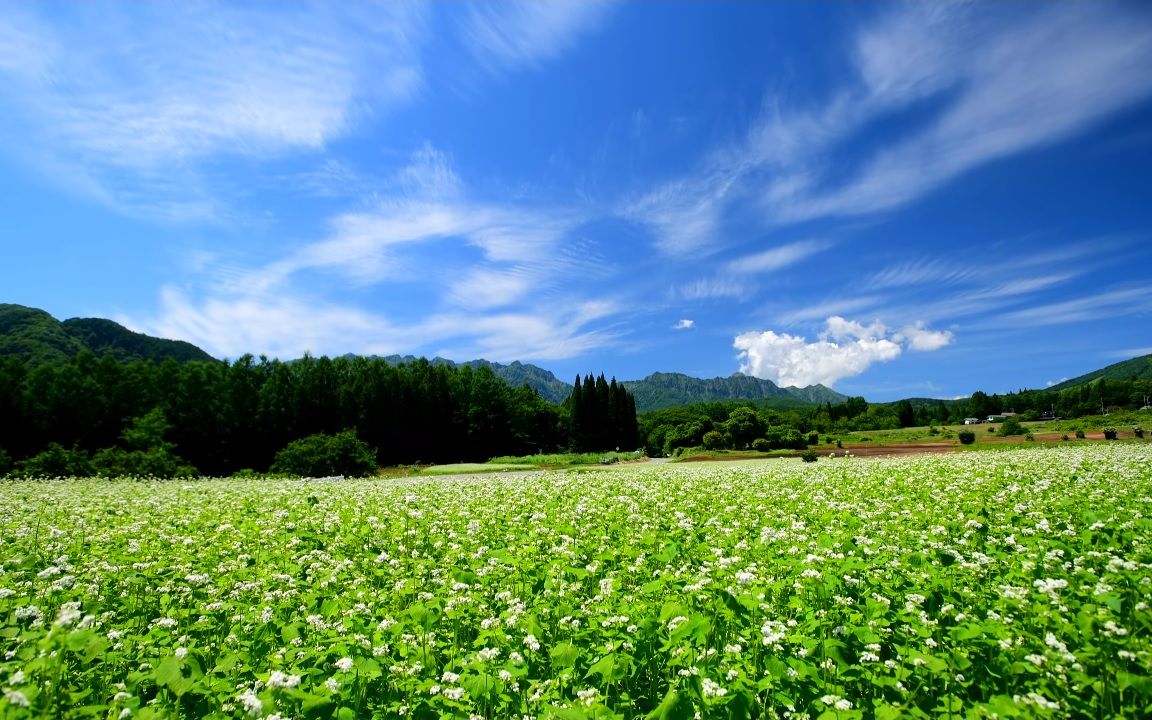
[302,697,336,718]
[646,686,694,720]
[550,641,580,668]
[585,653,617,681]
[154,657,182,685]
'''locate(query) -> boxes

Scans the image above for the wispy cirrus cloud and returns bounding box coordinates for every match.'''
[766,3,1152,223]
[726,238,830,274]
[630,3,1152,254]
[132,143,627,363]
[0,3,425,219]
[459,0,616,74]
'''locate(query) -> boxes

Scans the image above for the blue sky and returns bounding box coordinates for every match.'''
[2,1,1151,401]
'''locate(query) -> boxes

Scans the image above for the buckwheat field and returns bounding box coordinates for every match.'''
[2,445,1150,719]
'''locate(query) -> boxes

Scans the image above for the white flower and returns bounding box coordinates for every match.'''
[267,671,301,689]
[524,634,541,652]
[334,657,354,673]
[441,671,460,684]
[443,687,465,701]
[175,647,188,660]
[577,688,599,707]
[702,678,727,698]
[4,690,30,708]
[236,689,262,717]
[324,677,340,693]
[478,647,501,662]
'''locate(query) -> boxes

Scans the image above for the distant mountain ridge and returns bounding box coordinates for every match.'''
[621,371,848,411]
[0,304,217,366]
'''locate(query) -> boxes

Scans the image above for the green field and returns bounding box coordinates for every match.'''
[2,445,1151,718]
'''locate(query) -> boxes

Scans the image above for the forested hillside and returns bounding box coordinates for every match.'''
[1046,353,1152,390]
[0,352,637,476]
[0,303,216,365]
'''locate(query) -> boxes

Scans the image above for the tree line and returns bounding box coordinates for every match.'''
[0,352,638,477]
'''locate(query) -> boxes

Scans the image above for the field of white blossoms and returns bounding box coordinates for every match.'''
[2,445,1151,720]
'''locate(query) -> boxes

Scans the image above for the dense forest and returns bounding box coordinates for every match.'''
[0,352,638,477]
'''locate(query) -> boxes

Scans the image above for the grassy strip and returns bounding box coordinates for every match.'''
[487,450,644,466]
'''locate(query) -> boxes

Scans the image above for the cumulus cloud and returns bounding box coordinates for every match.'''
[673,319,695,330]
[896,321,955,351]
[734,316,953,387]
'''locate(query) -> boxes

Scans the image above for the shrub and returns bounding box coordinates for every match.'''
[15,443,93,477]
[1103,428,1118,440]
[801,449,818,463]
[751,438,772,452]
[1062,434,1069,441]
[807,432,819,446]
[1135,426,1145,439]
[1000,417,1026,436]
[1075,429,1086,439]
[93,447,197,478]
[928,425,940,436]
[0,448,9,477]
[988,427,996,433]
[270,430,379,477]
[702,430,726,450]
[958,430,976,445]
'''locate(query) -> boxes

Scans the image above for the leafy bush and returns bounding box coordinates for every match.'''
[270,430,379,477]
[15,443,94,477]
[958,430,976,445]
[1103,428,1118,440]
[999,417,1026,436]
[0,448,10,476]
[1135,426,1145,439]
[702,430,726,450]
[1062,434,1069,441]
[801,449,818,462]
[751,438,772,452]
[807,432,819,446]
[92,447,197,478]
[1075,429,1086,439]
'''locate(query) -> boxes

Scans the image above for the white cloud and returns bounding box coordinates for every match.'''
[734,315,952,387]
[623,171,741,256]
[628,3,1152,251]
[673,319,695,330]
[998,287,1152,327]
[674,277,754,302]
[135,286,620,364]
[0,4,425,218]
[726,239,830,274]
[460,0,615,73]
[137,287,401,360]
[766,4,1152,223]
[896,322,955,352]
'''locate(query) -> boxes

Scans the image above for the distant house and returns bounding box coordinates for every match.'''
[964,418,980,425]
[987,415,1007,423]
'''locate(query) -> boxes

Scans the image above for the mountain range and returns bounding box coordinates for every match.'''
[2,303,1148,411]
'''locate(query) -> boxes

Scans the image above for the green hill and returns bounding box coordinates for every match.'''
[1046,353,1152,391]
[0,304,219,366]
